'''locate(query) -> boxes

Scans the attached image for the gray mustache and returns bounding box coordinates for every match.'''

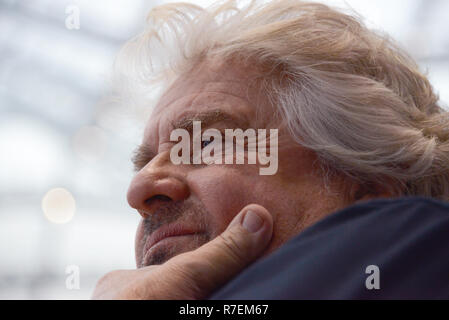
[142,200,186,235]
[141,200,211,238]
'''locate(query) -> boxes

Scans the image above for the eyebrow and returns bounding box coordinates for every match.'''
[131,109,248,172]
[131,143,157,172]
[170,109,246,134]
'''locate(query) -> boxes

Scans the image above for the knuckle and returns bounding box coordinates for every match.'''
[161,262,204,299]
[96,270,117,285]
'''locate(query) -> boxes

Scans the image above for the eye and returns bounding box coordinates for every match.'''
[201,138,213,149]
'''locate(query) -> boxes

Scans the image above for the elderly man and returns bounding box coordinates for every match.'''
[93,0,449,299]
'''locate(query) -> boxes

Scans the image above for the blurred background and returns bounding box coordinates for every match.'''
[0,0,448,299]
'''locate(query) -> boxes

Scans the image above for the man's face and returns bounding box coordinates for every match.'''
[127,60,349,268]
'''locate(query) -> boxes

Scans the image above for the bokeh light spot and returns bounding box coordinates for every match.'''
[42,188,76,224]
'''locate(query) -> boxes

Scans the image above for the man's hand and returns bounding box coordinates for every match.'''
[92,204,273,300]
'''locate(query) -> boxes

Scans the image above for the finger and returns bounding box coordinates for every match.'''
[165,204,273,298]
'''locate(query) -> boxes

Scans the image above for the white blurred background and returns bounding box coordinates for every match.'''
[0,0,448,299]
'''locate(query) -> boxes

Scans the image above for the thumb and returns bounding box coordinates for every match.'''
[166,204,273,298]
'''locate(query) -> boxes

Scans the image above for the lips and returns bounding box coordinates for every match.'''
[143,223,201,252]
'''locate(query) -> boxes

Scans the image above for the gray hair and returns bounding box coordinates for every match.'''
[114,0,449,201]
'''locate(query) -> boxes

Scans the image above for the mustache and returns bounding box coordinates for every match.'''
[142,201,184,235]
[140,199,211,243]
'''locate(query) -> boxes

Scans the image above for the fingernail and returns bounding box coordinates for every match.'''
[242,210,264,233]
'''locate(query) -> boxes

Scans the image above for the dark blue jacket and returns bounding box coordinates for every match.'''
[211,197,449,299]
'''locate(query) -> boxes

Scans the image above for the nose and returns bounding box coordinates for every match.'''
[127,152,190,218]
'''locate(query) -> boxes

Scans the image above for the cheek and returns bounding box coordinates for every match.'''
[187,167,258,235]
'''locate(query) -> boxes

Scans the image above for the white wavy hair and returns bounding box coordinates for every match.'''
[113,0,449,201]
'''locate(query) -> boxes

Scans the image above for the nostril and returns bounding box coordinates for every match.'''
[145,194,172,206]
[153,194,172,202]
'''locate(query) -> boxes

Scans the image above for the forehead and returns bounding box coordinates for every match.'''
[143,61,271,142]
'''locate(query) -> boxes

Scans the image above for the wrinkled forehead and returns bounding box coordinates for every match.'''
[143,61,275,140]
